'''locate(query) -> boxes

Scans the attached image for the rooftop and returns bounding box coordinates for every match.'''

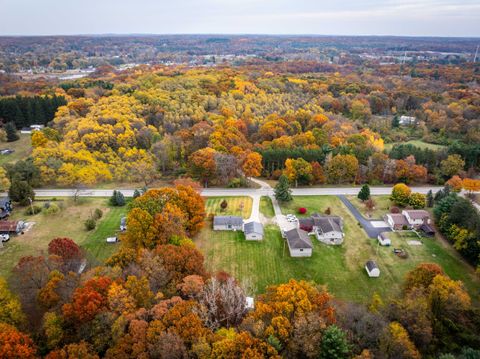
[285,228,313,249]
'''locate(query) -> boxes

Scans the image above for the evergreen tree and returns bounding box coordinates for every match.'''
[109,190,126,206]
[392,114,400,128]
[357,184,370,202]
[5,122,19,142]
[426,190,434,208]
[274,175,292,202]
[8,179,34,206]
[320,325,350,359]
[133,189,141,198]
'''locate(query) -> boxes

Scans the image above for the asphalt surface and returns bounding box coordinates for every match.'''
[337,195,391,239]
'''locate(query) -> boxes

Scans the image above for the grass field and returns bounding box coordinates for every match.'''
[205,197,252,219]
[347,195,392,219]
[0,198,126,278]
[260,196,275,218]
[0,134,32,166]
[384,140,447,152]
[196,195,480,303]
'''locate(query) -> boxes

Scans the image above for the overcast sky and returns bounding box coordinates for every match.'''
[1,0,479,37]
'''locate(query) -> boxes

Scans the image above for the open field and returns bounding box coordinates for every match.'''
[0,198,125,278]
[196,195,480,303]
[260,196,275,218]
[205,196,252,219]
[0,134,32,166]
[384,140,447,152]
[347,195,392,219]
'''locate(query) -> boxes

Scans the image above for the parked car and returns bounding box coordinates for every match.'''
[286,214,298,222]
[120,217,127,231]
[106,236,119,243]
[0,233,10,242]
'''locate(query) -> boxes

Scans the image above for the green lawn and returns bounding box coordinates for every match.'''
[260,196,275,218]
[0,134,32,166]
[205,197,252,219]
[384,140,447,152]
[196,195,480,303]
[347,195,392,220]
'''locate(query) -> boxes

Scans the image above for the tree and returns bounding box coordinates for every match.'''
[0,167,10,192]
[390,183,411,207]
[380,322,420,359]
[0,322,37,359]
[426,190,434,208]
[358,184,370,202]
[0,277,25,326]
[5,122,19,142]
[275,175,292,202]
[284,158,313,187]
[8,179,35,206]
[242,152,263,178]
[462,178,480,195]
[440,155,465,178]
[46,341,99,359]
[189,147,217,187]
[220,199,228,211]
[408,192,426,209]
[326,154,359,184]
[311,161,326,184]
[404,263,444,292]
[48,238,83,272]
[320,325,350,359]
[109,190,125,207]
[446,175,463,192]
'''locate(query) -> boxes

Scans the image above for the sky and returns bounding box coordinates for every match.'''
[1,0,479,37]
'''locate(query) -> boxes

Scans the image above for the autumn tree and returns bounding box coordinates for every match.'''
[440,154,465,178]
[379,322,420,359]
[0,322,37,359]
[284,158,313,187]
[0,277,25,326]
[189,147,217,187]
[48,238,83,272]
[404,263,444,292]
[46,341,99,359]
[0,167,11,192]
[390,183,411,207]
[462,178,480,195]
[242,151,263,178]
[211,329,279,358]
[446,175,463,192]
[408,192,426,209]
[311,161,326,184]
[326,154,359,184]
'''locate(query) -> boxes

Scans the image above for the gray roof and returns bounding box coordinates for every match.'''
[387,213,409,225]
[378,232,391,240]
[214,216,243,226]
[285,228,313,249]
[366,260,378,272]
[403,210,430,220]
[244,221,264,235]
[316,216,342,233]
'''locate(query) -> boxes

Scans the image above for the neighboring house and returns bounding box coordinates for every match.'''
[384,213,409,231]
[244,221,264,240]
[299,213,344,245]
[0,197,12,219]
[284,228,313,257]
[399,115,416,126]
[213,216,244,231]
[365,260,380,277]
[402,210,431,229]
[377,232,392,246]
[0,220,25,234]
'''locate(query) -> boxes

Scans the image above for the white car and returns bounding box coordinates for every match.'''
[106,236,119,243]
[0,233,9,242]
[286,214,298,222]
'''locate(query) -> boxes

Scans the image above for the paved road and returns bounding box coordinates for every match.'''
[337,195,391,238]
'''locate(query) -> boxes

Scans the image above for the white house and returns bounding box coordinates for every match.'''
[399,115,416,126]
[245,296,255,310]
[243,221,264,240]
[298,213,344,245]
[377,232,392,246]
[213,216,243,231]
[365,260,380,277]
[284,228,313,257]
[20,124,45,134]
[384,213,409,231]
[402,210,430,229]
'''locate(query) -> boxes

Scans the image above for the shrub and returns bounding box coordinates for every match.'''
[298,207,307,214]
[44,203,60,215]
[133,189,141,198]
[25,205,42,215]
[93,208,103,220]
[390,206,400,214]
[8,179,34,206]
[220,200,228,211]
[84,218,96,231]
[325,207,331,215]
[227,177,248,188]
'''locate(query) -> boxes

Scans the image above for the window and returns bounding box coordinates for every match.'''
[300,249,303,252]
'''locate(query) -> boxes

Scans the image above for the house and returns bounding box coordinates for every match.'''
[365,260,380,277]
[0,220,25,234]
[284,228,313,257]
[420,223,435,237]
[299,213,344,245]
[245,297,255,310]
[213,216,243,231]
[0,197,12,219]
[385,213,409,231]
[402,210,431,229]
[399,115,416,126]
[377,232,392,246]
[20,124,44,134]
[244,221,264,240]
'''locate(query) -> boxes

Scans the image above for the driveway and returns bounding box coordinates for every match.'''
[337,195,391,238]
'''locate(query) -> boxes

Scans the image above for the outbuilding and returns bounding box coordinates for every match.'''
[0,220,25,234]
[365,260,380,277]
[284,228,313,257]
[213,216,243,231]
[244,221,264,240]
[377,232,392,246]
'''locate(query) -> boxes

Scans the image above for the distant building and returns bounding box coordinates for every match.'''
[244,221,264,240]
[213,216,243,231]
[284,228,313,257]
[399,115,416,126]
[365,260,380,277]
[299,213,344,245]
[20,124,44,134]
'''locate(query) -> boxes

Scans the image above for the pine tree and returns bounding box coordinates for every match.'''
[5,122,19,142]
[426,190,434,208]
[392,114,400,128]
[357,184,370,202]
[319,325,350,359]
[133,189,141,198]
[275,175,292,202]
[8,179,34,206]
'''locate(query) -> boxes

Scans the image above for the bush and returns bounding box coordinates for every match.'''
[227,177,248,188]
[8,179,35,206]
[298,207,307,214]
[93,208,103,220]
[109,190,126,206]
[84,218,96,231]
[25,205,42,215]
[325,207,331,215]
[390,206,400,214]
[133,189,141,198]
[44,203,60,215]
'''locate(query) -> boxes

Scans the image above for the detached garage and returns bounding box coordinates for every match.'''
[365,260,380,277]
[244,221,264,240]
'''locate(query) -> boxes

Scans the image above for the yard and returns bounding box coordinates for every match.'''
[0,198,126,278]
[384,140,447,152]
[205,196,252,219]
[260,196,275,218]
[195,195,480,303]
[0,134,32,166]
[347,195,392,220]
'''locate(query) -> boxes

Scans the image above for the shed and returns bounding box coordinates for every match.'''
[365,260,380,277]
[0,220,24,234]
[244,221,264,240]
[420,223,435,237]
[245,296,255,310]
[285,228,313,257]
[377,232,392,246]
[213,216,244,231]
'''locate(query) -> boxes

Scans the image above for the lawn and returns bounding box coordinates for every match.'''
[0,198,126,278]
[205,196,252,219]
[384,140,447,152]
[347,195,392,220]
[196,195,480,303]
[260,196,275,218]
[0,134,32,166]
